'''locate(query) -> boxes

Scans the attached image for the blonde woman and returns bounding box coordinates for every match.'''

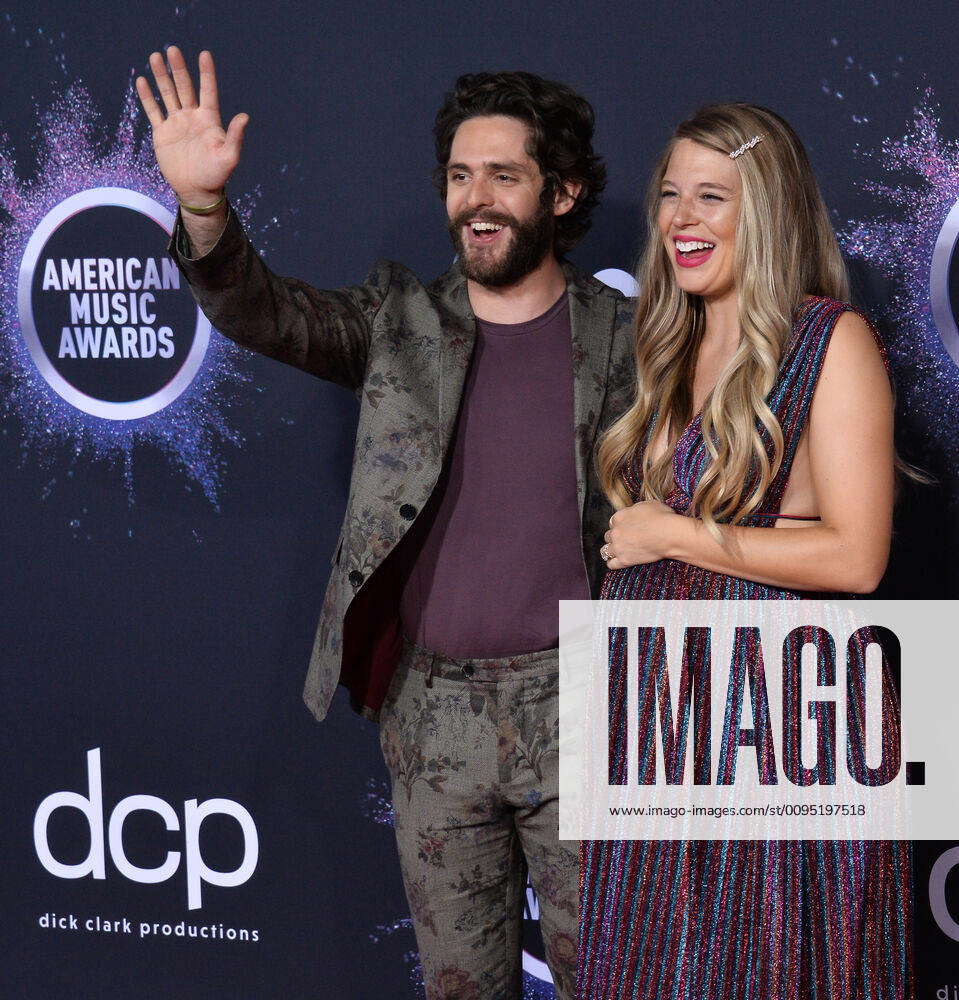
[579,104,912,999]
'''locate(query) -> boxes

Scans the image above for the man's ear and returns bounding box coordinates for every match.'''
[553,179,582,217]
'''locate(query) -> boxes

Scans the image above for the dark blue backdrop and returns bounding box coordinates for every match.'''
[3,1,958,997]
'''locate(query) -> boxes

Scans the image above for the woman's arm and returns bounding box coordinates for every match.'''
[603,311,895,593]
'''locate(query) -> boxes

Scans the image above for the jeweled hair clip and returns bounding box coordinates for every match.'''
[729,134,765,159]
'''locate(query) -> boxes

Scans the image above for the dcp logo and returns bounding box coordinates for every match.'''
[33,748,258,910]
[17,187,211,419]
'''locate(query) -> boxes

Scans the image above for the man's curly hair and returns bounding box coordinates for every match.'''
[433,71,606,255]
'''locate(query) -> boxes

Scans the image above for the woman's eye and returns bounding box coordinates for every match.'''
[702,193,723,202]
[660,190,677,199]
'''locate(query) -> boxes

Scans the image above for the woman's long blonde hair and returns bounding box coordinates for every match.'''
[598,104,850,535]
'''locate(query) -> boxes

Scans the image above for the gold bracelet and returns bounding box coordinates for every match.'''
[176,189,227,215]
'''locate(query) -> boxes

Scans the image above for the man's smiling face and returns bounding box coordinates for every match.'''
[445,114,556,287]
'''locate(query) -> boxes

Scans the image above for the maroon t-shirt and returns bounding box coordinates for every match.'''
[397,292,590,658]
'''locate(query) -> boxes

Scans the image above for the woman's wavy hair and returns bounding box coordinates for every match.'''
[597,103,851,536]
[432,71,606,255]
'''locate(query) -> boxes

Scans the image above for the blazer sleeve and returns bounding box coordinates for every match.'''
[166,203,390,391]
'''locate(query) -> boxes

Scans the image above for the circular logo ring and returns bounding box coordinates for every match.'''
[930,199,959,368]
[17,187,211,420]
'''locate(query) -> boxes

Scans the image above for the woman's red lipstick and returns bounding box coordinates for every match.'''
[673,235,716,268]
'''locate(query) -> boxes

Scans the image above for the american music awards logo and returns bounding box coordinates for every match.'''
[0,85,250,502]
[839,93,959,476]
[18,187,210,420]
[931,200,959,369]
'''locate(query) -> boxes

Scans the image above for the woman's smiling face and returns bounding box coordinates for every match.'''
[658,137,743,301]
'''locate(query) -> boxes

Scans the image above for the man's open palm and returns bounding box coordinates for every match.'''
[135,46,248,205]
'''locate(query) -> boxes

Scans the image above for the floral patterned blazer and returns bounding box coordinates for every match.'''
[168,206,635,721]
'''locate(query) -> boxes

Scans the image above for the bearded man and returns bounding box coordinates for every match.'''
[137,51,633,999]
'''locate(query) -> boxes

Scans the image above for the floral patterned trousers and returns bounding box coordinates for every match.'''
[378,640,579,1000]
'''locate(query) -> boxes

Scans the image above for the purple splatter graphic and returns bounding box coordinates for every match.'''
[522,972,559,998]
[360,777,395,827]
[0,81,254,504]
[839,91,959,472]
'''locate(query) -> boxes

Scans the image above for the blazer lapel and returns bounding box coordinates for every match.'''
[427,265,477,459]
[565,263,617,516]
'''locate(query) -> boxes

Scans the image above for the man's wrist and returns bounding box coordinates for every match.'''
[176,188,227,216]
[175,202,230,260]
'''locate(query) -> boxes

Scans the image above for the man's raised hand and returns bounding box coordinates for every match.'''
[135,47,248,208]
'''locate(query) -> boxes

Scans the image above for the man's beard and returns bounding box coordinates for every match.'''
[448,198,555,288]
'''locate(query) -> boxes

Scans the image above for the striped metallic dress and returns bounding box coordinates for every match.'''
[578,298,913,1000]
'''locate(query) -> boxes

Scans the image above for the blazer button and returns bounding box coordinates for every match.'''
[399,503,417,520]
[461,664,475,678]
[348,570,364,588]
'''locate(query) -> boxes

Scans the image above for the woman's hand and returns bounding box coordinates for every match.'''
[600,500,680,569]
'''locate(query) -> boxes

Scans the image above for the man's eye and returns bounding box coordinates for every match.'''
[450,172,468,182]
[496,174,516,183]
